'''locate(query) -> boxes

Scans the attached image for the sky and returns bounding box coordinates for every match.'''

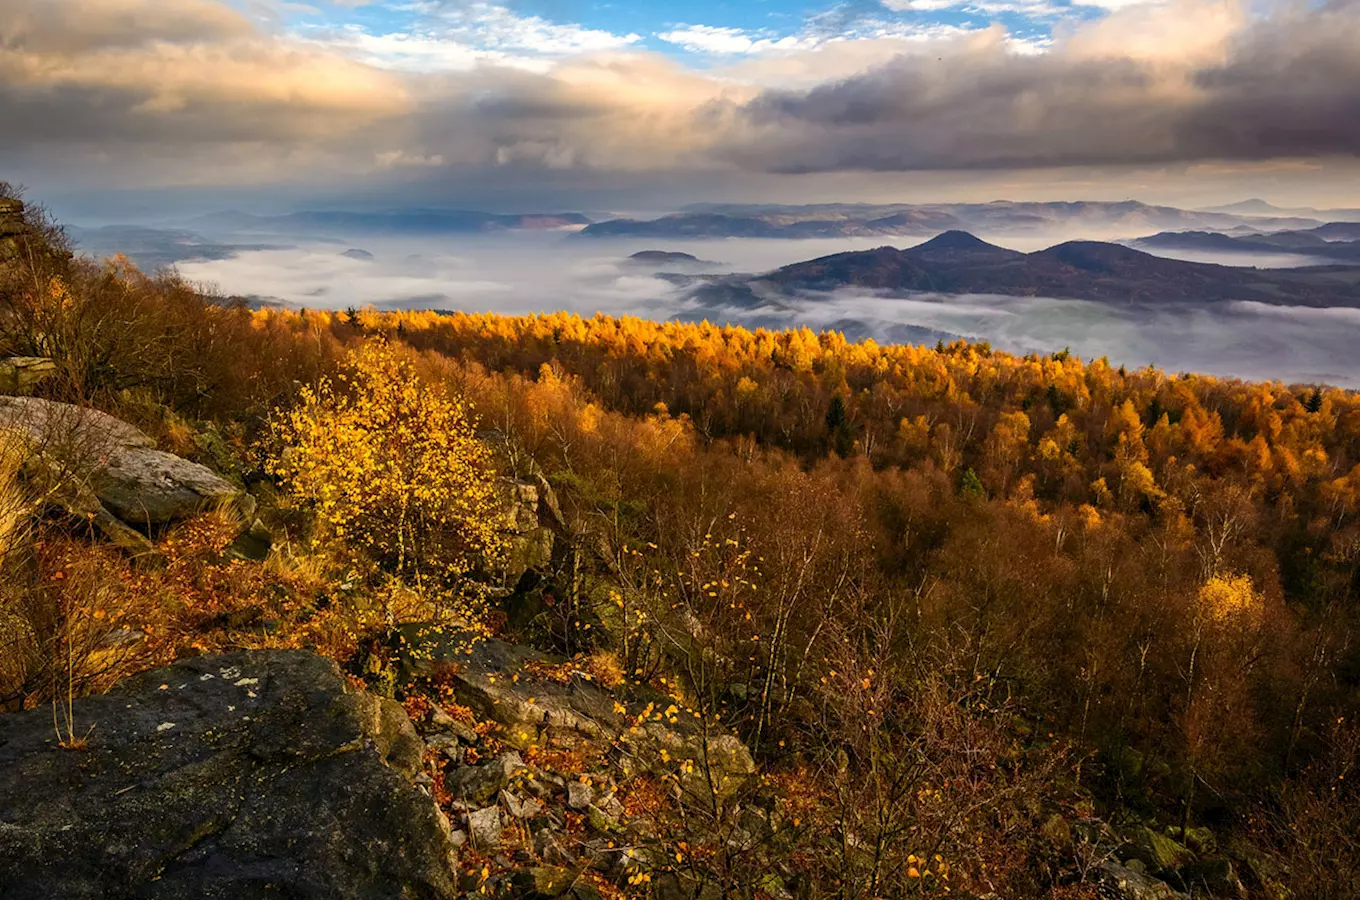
[3,0,1360,215]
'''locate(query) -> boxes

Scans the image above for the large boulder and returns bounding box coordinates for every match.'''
[0,650,458,899]
[0,396,245,546]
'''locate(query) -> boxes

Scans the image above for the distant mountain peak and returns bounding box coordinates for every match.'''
[904,231,1023,264]
[911,230,995,250]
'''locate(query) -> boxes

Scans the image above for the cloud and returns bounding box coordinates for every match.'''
[0,0,409,184]
[656,25,821,56]
[329,1,640,71]
[3,0,1360,197]
[725,0,1360,171]
[375,150,446,169]
[2,0,254,52]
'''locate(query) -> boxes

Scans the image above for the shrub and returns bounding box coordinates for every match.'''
[268,340,506,612]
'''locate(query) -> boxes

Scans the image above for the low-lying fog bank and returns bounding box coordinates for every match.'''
[164,233,1360,388]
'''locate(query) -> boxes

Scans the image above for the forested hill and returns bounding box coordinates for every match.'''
[690,231,1360,307]
[3,190,1360,897]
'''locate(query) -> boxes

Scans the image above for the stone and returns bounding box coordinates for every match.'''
[0,650,458,899]
[0,197,25,236]
[497,477,555,586]
[652,871,726,900]
[0,357,57,394]
[534,829,576,866]
[1098,861,1186,900]
[1122,826,1195,874]
[394,626,755,804]
[1174,825,1218,856]
[427,735,465,767]
[224,519,271,561]
[598,793,624,819]
[0,397,244,545]
[467,806,503,849]
[429,705,458,730]
[501,790,544,821]
[446,751,526,805]
[567,781,596,810]
[448,719,480,745]
[585,805,620,834]
[0,198,32,259]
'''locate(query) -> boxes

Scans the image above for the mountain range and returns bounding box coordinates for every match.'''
[684,231,1360,309]
[1201,199,1360,222]
[1131,224,1360,262]
[579,201,1322,240]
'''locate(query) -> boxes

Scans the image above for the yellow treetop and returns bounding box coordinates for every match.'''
[1196,572,1264,628]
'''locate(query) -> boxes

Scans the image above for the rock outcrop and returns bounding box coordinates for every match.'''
[394,626,756,805]
[0,650,458,899]
[0,197,70,265]
[0,198,27,258]
[0,357,56,395]
[497,477,556,587]
[0,396,246,549]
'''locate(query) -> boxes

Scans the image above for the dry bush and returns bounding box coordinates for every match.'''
[1265,717,1360,898]
[0,506,380,711]
[0,428,37,707]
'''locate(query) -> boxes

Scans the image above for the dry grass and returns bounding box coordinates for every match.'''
[0,506,382,710]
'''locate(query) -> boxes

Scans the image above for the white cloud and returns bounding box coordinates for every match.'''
[885,0,1073,17]
[656,25,821,55]
[375,149,445,168]
[304,2,641,72]
[304,24,551,72]
[1069,0,1164,8]
[882,0,970,10]
[443,3,640,55]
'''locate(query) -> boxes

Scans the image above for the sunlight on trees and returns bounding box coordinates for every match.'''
[269,340,505,609]
[1196,571,1265,627]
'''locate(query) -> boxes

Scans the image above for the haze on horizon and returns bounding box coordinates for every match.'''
[2,0,1360,218]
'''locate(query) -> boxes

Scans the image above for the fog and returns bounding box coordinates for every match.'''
[1127,248,1329,269]
[171,232,1360,388]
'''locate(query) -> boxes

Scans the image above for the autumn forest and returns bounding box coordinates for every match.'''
[2,192,1359,898]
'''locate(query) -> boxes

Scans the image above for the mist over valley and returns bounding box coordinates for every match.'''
[66,205,1360,387]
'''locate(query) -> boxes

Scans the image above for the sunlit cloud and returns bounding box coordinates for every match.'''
[2,0,1358,208]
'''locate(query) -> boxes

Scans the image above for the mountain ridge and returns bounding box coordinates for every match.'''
[690,231,1360,308]
[582,201,1323,239]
